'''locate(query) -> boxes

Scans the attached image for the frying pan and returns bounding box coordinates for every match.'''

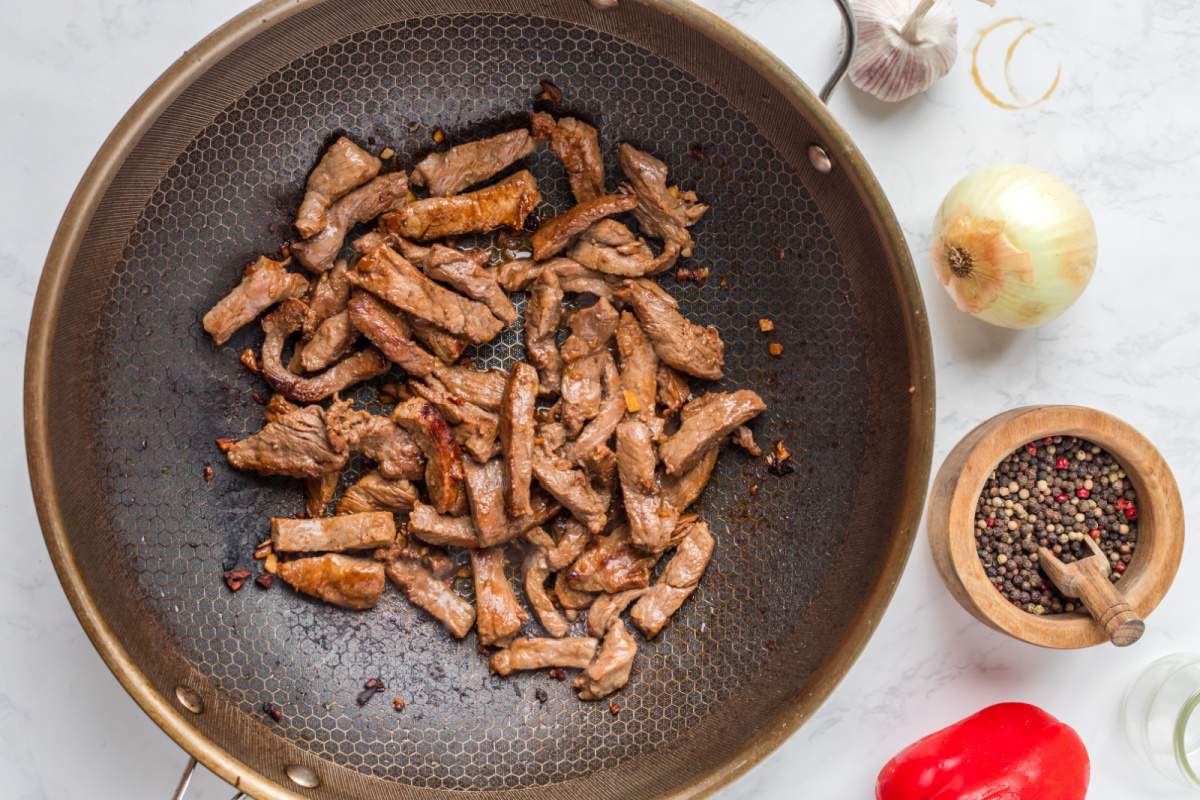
[25,0,934,797]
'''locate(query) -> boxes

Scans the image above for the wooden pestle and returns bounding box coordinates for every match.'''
[1038,536,1145,647]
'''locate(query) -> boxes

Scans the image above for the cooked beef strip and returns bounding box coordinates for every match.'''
[385,559,476,638]
[292,172,409,273]
[661,445,718,512]
[497,257,618,297]
[412,243,516,325]
[617,278,724,380]
[542,516,591,572]
[538,418,569,454]
[303,259,353,330]
[616,310,658,421]
[277,554,385,610]
[225,404,347,478]
[659,390,766,475]
[524,270,564,395]
[532,443,608,533]
[272,512,397,553]
[507,491,563,542]
[561,351,608,436]
[567,357,623,465]
[298,310,357,371]
[618,143,708,257]
[630,519,714,638]
[433,365,508,411]
[562,298,619,362]
[260,300,390,402]
[263,393,300,423]
[531,193,638,261]
[346,290,438,377]
[295,137,382,239]
[411,129,535,197]
[381,170,541,241]
[463,458,509,547]
[500,362,538,517]
[335,471,419,515]
[409,502,479,548]
[587,589,647,637]
[392,398,468,516]
[348,244,504,344]
[409,375,500,463]
[731,425,762,457]
[496,257,544,292]
[569,219,679,276]
[617,419,679,553]
[656,363,692,416]
[522,545,570,638]
[531,113,605,203]
[471,548,526,647]
[490,637,599,676]
[375,534,458,580]
[555,570,596,610]
[568,525,657,593]
[202,256,309,346]
[323,398,426,480]
[305,472,339,517]
[574,619,636,700]
[409,317,470,364]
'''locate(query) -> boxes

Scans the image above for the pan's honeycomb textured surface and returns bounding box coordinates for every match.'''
[94,13,867,789]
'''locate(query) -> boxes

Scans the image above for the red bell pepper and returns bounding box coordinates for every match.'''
[876,702,1089,800]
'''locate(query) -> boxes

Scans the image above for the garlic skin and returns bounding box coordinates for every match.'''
[848,0,958,102]
[932,165,1098,329]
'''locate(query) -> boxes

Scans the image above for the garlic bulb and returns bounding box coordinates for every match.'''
[932,165,1098,329]
[848,0,958,102]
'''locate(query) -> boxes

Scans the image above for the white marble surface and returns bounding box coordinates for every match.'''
[3,0,1199,797]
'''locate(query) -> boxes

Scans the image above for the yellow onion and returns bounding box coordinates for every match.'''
[932,165,1097,328]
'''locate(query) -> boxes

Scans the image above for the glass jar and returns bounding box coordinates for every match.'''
[1122,654,1200,790]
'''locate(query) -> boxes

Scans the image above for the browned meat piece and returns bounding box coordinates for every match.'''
[497,257,618,297]
[471,548,525,646]
[292,172,409,272]
[568,357,624,465]
[203,256,308,345]
[538,418,569,454]
[263,393,300,423]
[617,279,724,380]
[304,472,339,517]
[657,364,691,416]
[433,365,507,411]
[260,300,390,402]
[617,420,679,552]
[508,491,563,541]
[392,399,467,516]
[303,259,353,331]
[463,458,509,547]
[500,363,538,517]
[661,446,718,511]
[531,113,605,203]
[587,589,647,637]
[555,570,595,610]
[346,290,437,377]
[531,193,638,261]
[349,244,504,344]
[277,553,385,610]
[562,298,619,362]
[295,137,382,239]
[524,270,563,394]
[272,511,396,553]
[532,445,608,533]
[568,526,657,593]
[381,170,540,241]
[616,310,658,421]
[543,517,591,573]
[496,257,545,292]
[569,220,679,276]
[411,129,535,197]
[408,243,516,325]
[561,352,608,436]
[574,619,636,700]
[225,404,347,478]
[630,519,715,637]
[522,545,569,638]
[323,399,425,480]
[409,317,469,364]
[490,637,598,676]
[408,373,499,460]
[660,390,766,475]
[385,559,475,639]
[335,471,419,515]
[618,143,708,257]
[298,310,357,371]
[375,537,457,580]
[731,425,762,457]
[409,503,479,548]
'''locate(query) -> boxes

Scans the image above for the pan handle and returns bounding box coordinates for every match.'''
[586,0,858,104]
[170,756,246,800]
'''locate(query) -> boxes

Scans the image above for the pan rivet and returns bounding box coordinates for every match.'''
[286,765,320,789]
[808,144,833,173]
[174,685,204,714]
[588,0,618,8]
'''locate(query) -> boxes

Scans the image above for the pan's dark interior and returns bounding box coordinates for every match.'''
[41,2,927,797]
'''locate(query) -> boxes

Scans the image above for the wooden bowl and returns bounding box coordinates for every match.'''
[928,405,1184,649]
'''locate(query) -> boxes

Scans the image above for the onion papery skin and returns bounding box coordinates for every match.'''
[932,165,1098,329]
